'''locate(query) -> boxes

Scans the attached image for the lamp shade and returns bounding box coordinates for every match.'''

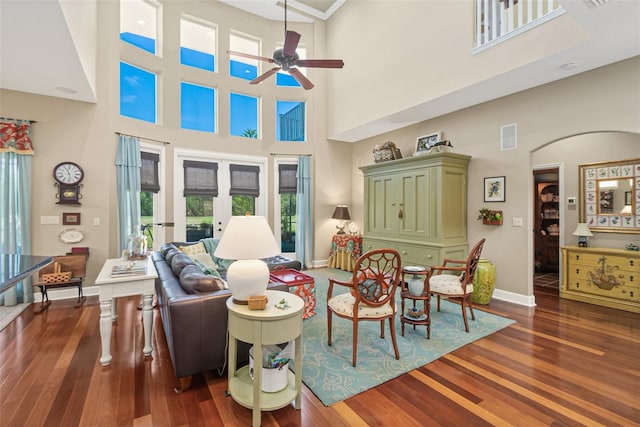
[214,215,280,260]
[214,216,280,303]
[332,205,351,220]
[572,223,593,237]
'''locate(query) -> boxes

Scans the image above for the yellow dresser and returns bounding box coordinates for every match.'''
[561,246,639,313]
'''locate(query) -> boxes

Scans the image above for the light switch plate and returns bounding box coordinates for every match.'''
[567,197,576,205]
[512,217,523,227]
[41,216,60,225]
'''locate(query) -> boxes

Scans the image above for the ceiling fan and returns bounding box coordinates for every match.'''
[227,0,344,90]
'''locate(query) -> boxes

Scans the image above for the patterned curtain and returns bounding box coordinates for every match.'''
[0,119,34,306]
[295,156,313,268]
[115,135,141,254]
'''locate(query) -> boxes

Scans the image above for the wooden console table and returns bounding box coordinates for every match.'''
[226,290,303,427]
[561,246,639,313]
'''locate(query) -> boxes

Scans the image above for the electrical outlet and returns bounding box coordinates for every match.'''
[93,217,101,226]
[567,197,576,205]
[512,217,523,227]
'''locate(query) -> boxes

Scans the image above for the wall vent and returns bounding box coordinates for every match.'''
[501,123,517,151]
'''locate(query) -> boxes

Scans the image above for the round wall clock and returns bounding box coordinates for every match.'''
[53,162,84,204]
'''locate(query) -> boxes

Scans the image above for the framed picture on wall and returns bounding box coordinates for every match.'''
[484,176,506,202]
[63,212,81,225]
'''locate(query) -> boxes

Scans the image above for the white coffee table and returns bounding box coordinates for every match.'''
[95,257,158,366]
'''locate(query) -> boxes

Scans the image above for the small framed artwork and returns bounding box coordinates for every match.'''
[484,176,506,202]
[415,132,441,155]
[63,212,81,225]
[625,191,632,206]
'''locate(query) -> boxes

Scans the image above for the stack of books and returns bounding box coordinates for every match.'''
[111,261,147,277]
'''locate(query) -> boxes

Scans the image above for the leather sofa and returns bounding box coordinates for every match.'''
[152,240,300,391]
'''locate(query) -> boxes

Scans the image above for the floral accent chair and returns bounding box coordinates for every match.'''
[327,249,401,367]
[428,238,486,332]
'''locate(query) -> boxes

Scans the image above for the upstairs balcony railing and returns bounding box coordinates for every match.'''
[474,0,565,51]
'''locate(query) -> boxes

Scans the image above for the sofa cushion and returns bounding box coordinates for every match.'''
[165,248,181,265]
[191,253,229,289]
[161,243,179,257]
[179,241,207,256]
[171,253,195,277]
[179,264,222,293]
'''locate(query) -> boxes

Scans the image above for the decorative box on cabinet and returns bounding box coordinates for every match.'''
[360,153,471,268]
[561,246,639,313]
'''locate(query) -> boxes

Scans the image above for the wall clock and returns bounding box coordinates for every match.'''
[53,161,84,205]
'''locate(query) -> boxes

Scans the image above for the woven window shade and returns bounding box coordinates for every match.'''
[278,164,297,194]
[229,164,260,196]
[140,152,160,193]
[183,160,218,197]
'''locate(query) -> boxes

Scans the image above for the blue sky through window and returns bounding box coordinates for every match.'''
[181,82,215,132]
[277,72,300,87]
[230,93,258,138]
[120,62,156,123]
[230,60,258,81]
[181,48,215,72]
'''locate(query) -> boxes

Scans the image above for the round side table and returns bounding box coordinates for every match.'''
[400,266,431,339]
[226,290,304,427]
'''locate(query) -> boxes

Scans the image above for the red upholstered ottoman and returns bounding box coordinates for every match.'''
[269,267,316,319]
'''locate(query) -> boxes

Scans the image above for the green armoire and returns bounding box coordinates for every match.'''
[360,152,471,267]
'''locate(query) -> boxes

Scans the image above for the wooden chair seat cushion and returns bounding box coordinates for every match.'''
[430,274,474,295]
[328,292,395,318]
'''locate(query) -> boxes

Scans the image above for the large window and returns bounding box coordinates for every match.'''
[183,161,217,241]
[278,164,297,253]
[230,164,259,215]
[229,33,259,81]
[180,17,216,72]
[120,0,159,54]
[120,62,157,123]
[276,101,305,141]
[230,93,259,138]
[181,82,215,132]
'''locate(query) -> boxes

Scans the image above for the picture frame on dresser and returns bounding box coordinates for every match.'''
[578,158,639,233]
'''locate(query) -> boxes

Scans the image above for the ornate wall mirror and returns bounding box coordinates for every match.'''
[579,158,639,233]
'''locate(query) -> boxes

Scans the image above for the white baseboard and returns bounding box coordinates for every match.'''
[492,288,536,307]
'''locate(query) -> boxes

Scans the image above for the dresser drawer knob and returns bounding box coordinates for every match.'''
[575,268,580,275]
[427,255,432,259]
[402,250,407,255]
[576,254,580,261]
[630,275,634,283]
[576,282,580,288]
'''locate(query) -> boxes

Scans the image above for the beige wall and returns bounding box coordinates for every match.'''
[350,57,640,303]
[325,0,589,139]
[1,1,638,305]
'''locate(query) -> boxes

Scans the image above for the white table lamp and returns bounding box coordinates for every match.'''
[572,223,593,247]
[214,216,280,304]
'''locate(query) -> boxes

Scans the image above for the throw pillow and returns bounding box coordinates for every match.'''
[179,241,207,256]
[171,253,195,277]
[179,264,220,294]
[200,237,235,271]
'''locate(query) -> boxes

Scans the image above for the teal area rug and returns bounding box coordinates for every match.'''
[300,268,515,406]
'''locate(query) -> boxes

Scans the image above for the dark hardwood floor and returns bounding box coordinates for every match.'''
[1,276,638,426]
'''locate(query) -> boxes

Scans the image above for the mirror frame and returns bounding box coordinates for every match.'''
[579,158,640,234]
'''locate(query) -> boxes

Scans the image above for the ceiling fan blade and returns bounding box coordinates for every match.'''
[296,59,345,69]
[283,31,301,57]
[289,68,314,90]
[227,50,274,63]
[250,67,281,85]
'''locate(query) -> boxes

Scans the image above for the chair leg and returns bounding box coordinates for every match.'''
[468,295,476,321]
[327,310,333,346]
[352,320,359,367]
[460,297,470,332]
[437,295,441,312]
[379,319,385,338]
[389,316,400,360]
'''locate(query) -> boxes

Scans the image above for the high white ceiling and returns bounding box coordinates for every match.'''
[1,0,639,141]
